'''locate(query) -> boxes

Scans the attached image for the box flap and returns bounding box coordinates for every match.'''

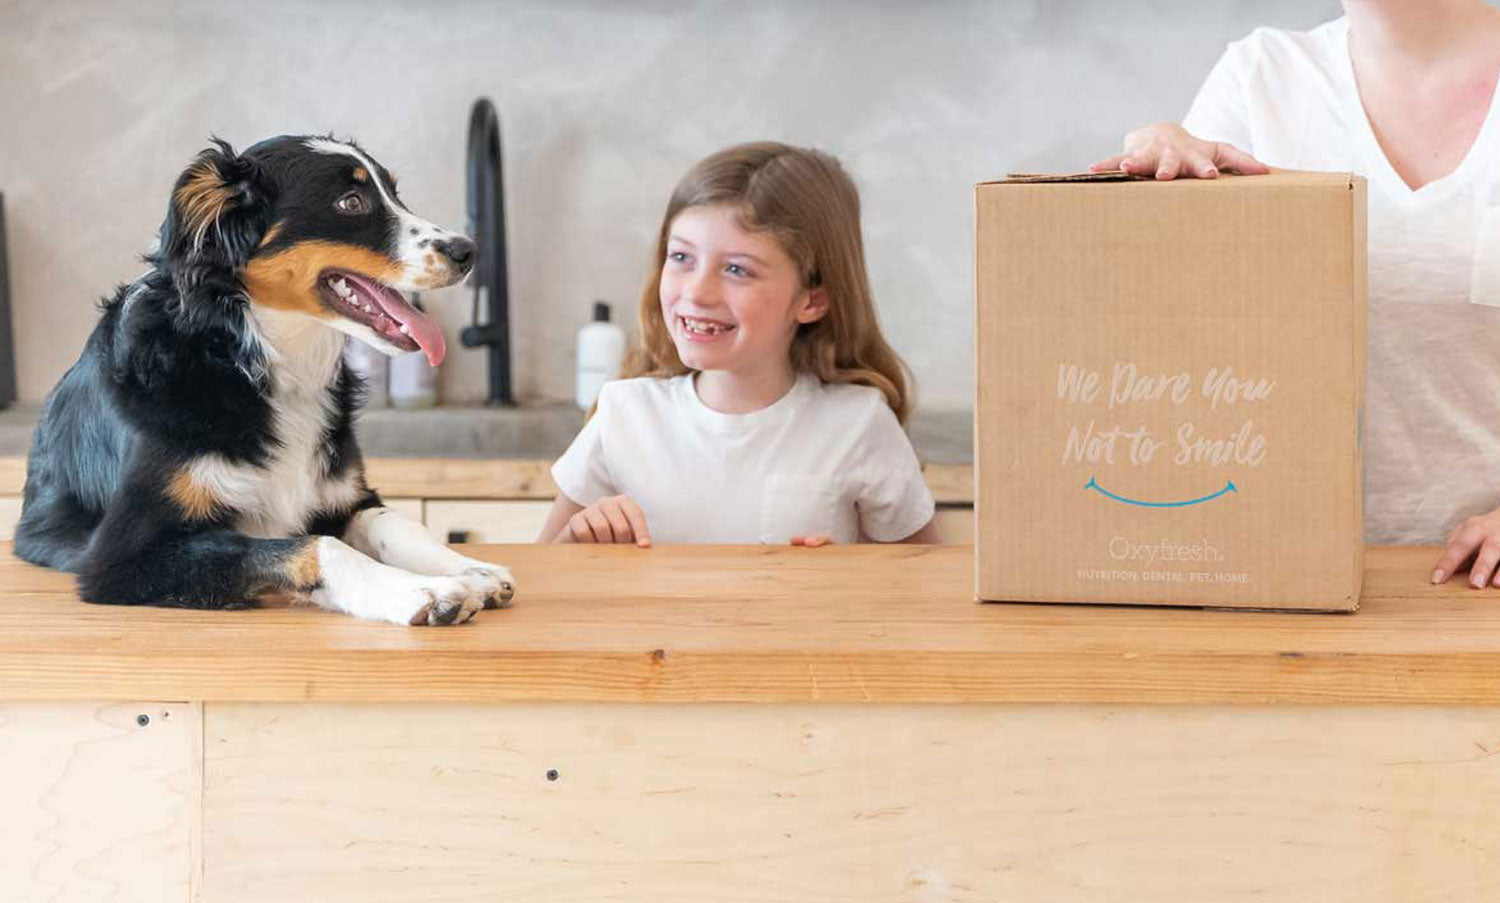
[989,171,1142,184]
[979,169,1359,189]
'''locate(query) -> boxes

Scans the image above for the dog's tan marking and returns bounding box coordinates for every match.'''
[176,163,236,245]
[257,221,284,249]
[167,469,223,520]
[352,167,369,183]
[284,539,322,589]
[242,241,405,316]
[252,587,313,608]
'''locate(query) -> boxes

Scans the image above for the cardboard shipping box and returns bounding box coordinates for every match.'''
[974,171,1366,611]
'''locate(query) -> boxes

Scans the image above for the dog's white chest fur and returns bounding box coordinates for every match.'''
[188,308,363,538]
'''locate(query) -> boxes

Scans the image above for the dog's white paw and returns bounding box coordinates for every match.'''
[457,565,517,609]
[401,576,486,627]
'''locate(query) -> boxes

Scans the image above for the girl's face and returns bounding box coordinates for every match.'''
[659,205,828,377]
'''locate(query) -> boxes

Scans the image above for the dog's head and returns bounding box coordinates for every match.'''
[157,135,472,366]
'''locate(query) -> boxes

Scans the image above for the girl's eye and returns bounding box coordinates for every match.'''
[725,263,752,278]
[668,250,690,264]
[335,191,369,215]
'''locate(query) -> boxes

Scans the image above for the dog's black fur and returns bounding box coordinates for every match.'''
[16,136,472,610]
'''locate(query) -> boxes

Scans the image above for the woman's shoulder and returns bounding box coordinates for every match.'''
[1223,18,1343,70]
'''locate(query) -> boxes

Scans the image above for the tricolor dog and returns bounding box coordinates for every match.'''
[15,135,515,625]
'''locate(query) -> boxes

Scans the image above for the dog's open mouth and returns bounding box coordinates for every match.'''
[318,269,446,366]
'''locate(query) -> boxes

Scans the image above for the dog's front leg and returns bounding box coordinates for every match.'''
[78,526,489,626]
[343,506,516,609]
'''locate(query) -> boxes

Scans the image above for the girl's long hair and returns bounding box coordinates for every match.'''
[619,141,913,423]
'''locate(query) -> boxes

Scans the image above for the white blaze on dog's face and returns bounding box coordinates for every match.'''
[236,137,474,365]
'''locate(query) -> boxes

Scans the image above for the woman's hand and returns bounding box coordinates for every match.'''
[1432,507,1500,587]
[1091,123,1269,180]
[554,494,652,547]
[790,534,835,548]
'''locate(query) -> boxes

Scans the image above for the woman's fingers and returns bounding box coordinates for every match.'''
[1098,124,1265,181]
[1432,522,1484,583]
[1155,148,1183,181]
[1212,142,1271,175]
[1472,539,1500,589]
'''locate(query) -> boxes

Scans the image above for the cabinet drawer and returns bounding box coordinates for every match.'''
[933,506,973,544]
[380,497,423,522]
[424,500,554,544]
[0,496,20,541]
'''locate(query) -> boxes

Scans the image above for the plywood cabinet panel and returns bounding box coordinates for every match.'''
[0,702,199,903]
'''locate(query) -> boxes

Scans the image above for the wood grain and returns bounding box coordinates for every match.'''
[201,702,1500,903]
[0,702,199,902]
[0,543,1497,704]
[363,457,559,499]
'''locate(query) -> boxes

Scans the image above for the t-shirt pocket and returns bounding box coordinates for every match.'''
[758,474,855,544]
[1470,206,1500,307]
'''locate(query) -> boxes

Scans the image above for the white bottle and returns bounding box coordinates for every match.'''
[343,337,389,409]
[389,292,438,409]
[576,300,626,410]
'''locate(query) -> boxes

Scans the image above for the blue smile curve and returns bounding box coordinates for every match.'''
[1085,476,1238,508]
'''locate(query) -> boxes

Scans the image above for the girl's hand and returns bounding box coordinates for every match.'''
[790,534,835,548]
[1432,507,1500,587]
[1091,123,1269,181]
[555,494,652,547]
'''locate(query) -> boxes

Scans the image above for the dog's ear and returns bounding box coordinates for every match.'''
[158,138,270,275]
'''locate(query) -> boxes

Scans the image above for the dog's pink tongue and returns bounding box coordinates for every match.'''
[345,274,446,366]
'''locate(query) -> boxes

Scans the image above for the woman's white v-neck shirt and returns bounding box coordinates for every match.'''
[1185,16,1500,544]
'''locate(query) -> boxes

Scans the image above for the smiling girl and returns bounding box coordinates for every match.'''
[537,142,938,546]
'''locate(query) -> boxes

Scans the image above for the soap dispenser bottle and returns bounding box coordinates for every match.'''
[576,300,626,410]
[389,292,438,409]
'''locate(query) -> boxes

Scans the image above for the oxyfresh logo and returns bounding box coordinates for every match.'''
[1107,536,1225,567]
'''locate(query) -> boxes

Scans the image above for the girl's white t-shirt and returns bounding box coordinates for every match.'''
[551,373,935,544]
[1184,17,1500,544]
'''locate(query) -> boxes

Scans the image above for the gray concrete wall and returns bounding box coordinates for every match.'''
[0,0,1339,409]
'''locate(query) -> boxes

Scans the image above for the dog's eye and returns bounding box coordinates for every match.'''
[335,191,369,215]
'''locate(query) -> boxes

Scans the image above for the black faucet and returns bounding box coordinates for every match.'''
[460,98,514,406]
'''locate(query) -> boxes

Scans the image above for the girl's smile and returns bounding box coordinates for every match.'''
[659,204,826,405]
[675,313,737,341]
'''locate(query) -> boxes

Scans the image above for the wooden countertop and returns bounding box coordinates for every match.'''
[0,456,974,503]
[1,542,1494,705]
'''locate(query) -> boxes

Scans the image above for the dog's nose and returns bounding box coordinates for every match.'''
[434,237,474,269]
